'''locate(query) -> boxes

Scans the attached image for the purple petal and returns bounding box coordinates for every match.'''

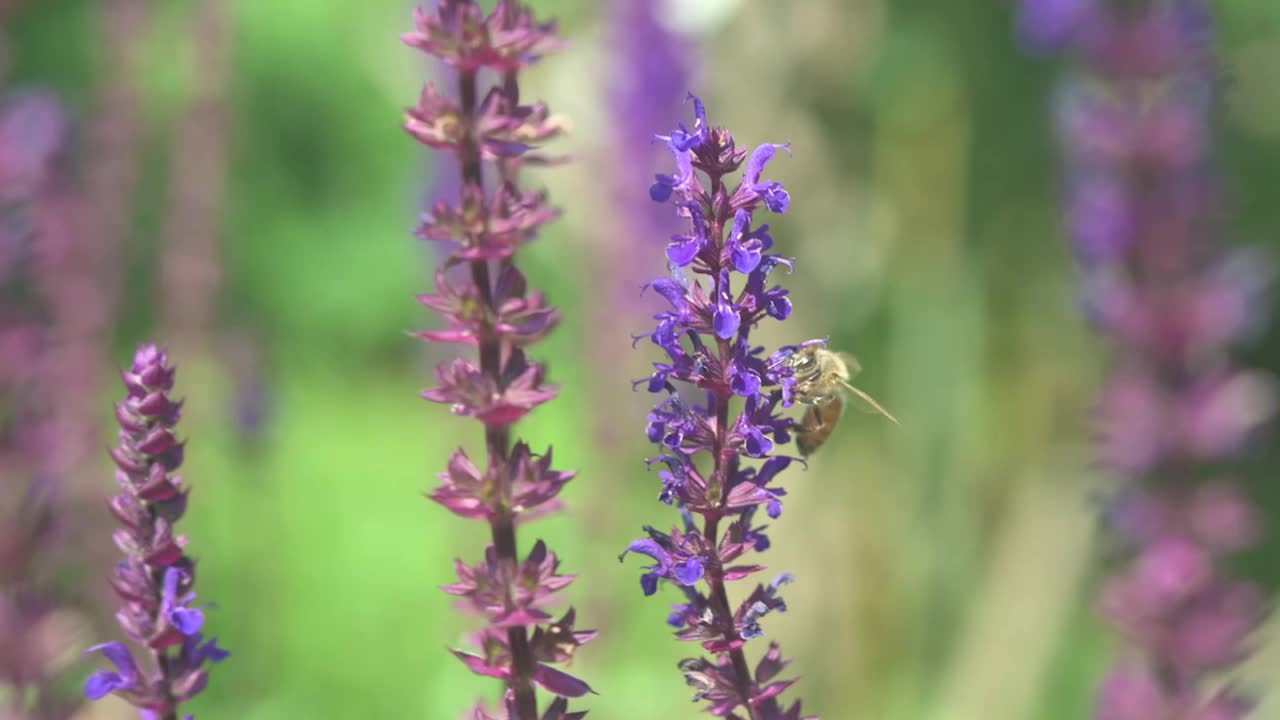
[643,278,687,309]
[688,93,707,133]
[731,209,751,240]
[674,558,704,586]
[91,642,138,675]
[743,143,791,185]
[170,606,205,636]
[732,243,757,271]
[622,538,670,567]
[686,203,708,238]
[731,369,762,397]
[713,302,741,339]
[749,223,774,250]
[762,183,790,213]
[84,670,124,700]
[767,295,792,320]
[663,139,695,190]
[757,457,792,484]
[198,637,230,664]
[744,426,774,457]
[666,235,701,266]
[161,566,183,603]
[640,572,660,596]
[649,175,674,202]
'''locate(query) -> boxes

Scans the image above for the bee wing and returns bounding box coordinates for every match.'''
[834,351,863,380]
[839,381,900,425]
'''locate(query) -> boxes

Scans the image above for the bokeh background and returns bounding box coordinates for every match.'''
[4,0,1280,718]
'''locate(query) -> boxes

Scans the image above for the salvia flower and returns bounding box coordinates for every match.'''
[1022,0,1275,716]
[622,95,817,719]
[83,344,228,718]
[403,2,591,718]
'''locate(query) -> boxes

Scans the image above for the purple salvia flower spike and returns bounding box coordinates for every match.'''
[622,96,818,718]
[1023,0,1275,716]
[404,2,592,718]
[83,344,228,717]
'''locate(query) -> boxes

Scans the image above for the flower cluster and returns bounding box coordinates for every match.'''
[403,2,592,718]
[0,328,85,720]
[83,345,228,719]
[0,89,94,720]
[1021,0,1274,716]
[622,95,817,719]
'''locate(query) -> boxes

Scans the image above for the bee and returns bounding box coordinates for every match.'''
[785,345,898,456]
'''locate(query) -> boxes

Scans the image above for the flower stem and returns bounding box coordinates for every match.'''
[704,515,760,720]
[706,239,759,718]
[457,64,539,720]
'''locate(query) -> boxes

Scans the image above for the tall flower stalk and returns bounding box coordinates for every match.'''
[402,2,593,718]
[82,345,228,719]
[1021,0,1274,716]
[622,95,817,720]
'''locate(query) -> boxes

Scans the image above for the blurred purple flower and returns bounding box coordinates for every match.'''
[621,96,818,719]
[0,88,97,720]
[157,0,231,350]
[403,2,592,718]
[607,0,693,253]
[587,0,695,449]
[1024,0,1275,715]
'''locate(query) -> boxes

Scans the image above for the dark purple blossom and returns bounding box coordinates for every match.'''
[621,96,818,719]
[1024,0,1275,715]
[404,2,592,718]
[83,344,227,718]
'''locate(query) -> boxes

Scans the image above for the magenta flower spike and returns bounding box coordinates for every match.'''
[622,95,818,720]
[403,2,592,718]
[1021,0,1275,715]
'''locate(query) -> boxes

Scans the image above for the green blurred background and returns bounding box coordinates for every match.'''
[7,0,1280,718]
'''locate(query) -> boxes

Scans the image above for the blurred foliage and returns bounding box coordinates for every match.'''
[6,0,1280,718]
